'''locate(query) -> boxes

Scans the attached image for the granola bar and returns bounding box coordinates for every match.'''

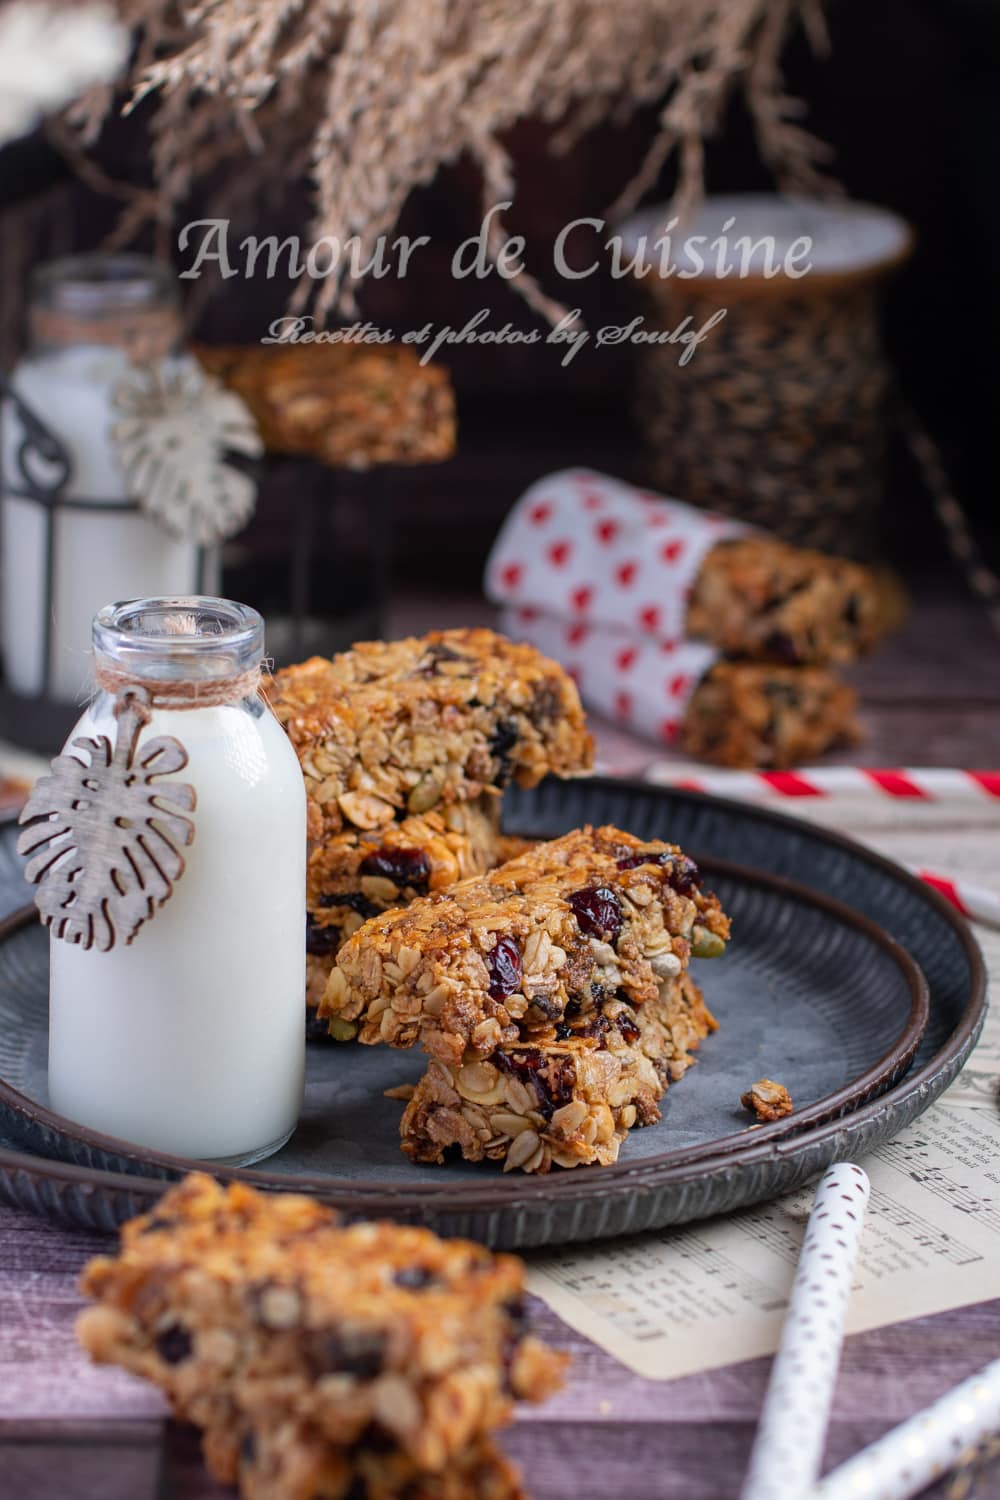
[194,342,456,470]
[305,800,502,1032]
[77,1175,565,1472]
[399,973,714,1173]
[686,535,886,665]
[207,1420,525,1500]
[321,825,729,1064]
[270,629,593,843]
[682,662,859,769]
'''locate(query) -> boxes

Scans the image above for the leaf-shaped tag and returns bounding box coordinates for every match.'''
[17,690,197,952]
[111,364,262,546]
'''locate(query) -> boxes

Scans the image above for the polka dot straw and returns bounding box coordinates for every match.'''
[814,1359,1000,1500]
[739,1163,871,1500]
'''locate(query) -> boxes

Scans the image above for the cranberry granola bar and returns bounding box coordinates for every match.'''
[207,1420,525,1500]
[77,1176,565,1472]
[399,973,715,1173]
[320,826,729,1064]
[270,629,593,844]
[682,662,859,769]
[686,535,885,666]
[305,799,502,1028]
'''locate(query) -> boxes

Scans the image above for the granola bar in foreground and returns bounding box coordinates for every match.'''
[207,1419,525,1500]
[686,535,886,666]
[305,800,501,1029]
[77,1176,565,1472]
[682,662,859,769]
[270,629,593,842]
[321,825,729,1064]
[399,973,715,1173]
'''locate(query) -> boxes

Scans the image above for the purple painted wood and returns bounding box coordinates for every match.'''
[2,588,999,1498]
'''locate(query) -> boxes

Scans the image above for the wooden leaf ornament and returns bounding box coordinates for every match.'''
[17,690,197,952]
[111,364,263,546]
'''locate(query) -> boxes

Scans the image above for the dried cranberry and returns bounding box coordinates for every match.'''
[393,1266,440,1290]
[305,1008,332,1042]
[417,642,468,675]
[306,914,341,957]
[763,629,800,664]
[487,936,523,1000]
[525,990,560,1021]
[359,847,431,890]
[156,1324,192,1365]
[616,1010,641,1044]
[309,1327,386,1378]
[488,719,520,787]
[490,1049,573,1119]
[567,885,622,941]
[320,891,379,919]
[615,850,701,896]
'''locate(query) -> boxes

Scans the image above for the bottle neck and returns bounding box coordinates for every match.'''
[92,598,265,711]
[28,254,181,364]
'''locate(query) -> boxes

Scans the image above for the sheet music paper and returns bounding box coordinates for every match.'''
[527,798,1000,1379]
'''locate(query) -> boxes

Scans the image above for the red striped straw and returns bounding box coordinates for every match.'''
[912,869,1000,929]
[642,765,1000,929]
[645,766,1000,801]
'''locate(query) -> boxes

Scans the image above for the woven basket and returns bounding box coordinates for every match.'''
[624,196,912,558]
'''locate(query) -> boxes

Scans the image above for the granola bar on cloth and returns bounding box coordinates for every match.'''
[78,1176,565,1488]
[319,826,729,1065]
[485,467,885,665]
[500,607,859,768]
[269,628,593,844]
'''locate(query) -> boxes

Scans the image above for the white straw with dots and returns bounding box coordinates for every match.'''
[813,1358,1000,1500]
[739,1162,871,1500]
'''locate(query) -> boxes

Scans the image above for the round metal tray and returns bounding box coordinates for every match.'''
[0,779,984,1246]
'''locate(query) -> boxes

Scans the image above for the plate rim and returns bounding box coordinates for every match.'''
[0,848,931,1206]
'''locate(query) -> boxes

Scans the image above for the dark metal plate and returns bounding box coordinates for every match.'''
[0,778,971,1245]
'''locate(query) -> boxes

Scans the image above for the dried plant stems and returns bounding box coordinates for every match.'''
[57,0,831,320]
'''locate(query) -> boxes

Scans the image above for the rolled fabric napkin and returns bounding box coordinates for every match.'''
[486,468,743,644]
[498,606,716,747]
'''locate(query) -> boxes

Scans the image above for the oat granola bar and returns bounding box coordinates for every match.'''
[194,342,456,470]
[78,1176,565,1472]
[686,535,885,665]
[399,972,714,1173]
[207,1420,525,1500]
[270,629,593,843]
[682,662,859,769]
[321,825,729,1064]
[305,800,502,1029]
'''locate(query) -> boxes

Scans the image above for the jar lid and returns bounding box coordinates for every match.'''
[617,194,913,287]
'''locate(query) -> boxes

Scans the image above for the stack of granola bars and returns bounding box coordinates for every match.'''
[269,629,594,1035]
[320,825,729,1172]
[78,1175,565,1500]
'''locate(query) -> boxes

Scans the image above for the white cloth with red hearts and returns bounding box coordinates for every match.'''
[485,469,745,745]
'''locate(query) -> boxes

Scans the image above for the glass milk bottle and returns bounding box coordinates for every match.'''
[46,597,306,1164]
[0,254,204,707]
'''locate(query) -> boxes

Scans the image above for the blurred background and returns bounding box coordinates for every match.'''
[0,0,997,763]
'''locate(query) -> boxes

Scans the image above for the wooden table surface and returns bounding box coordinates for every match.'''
[1,585,998,1500]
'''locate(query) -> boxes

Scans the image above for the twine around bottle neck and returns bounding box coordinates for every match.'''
[94,662,263,710]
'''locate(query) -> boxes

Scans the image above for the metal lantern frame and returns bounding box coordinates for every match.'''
[0,379,213,751]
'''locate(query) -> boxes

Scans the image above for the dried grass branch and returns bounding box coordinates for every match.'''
[59,0,832,321]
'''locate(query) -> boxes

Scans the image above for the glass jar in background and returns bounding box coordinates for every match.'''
[0,254,210,724]
[47,596,306,1165]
